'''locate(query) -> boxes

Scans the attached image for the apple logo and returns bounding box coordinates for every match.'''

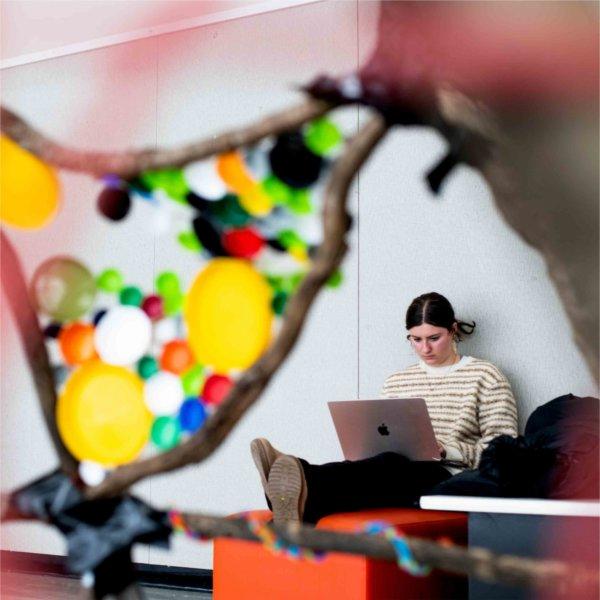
[377,423,390,436]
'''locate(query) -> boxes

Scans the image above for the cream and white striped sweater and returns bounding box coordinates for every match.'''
[381,357,518,470]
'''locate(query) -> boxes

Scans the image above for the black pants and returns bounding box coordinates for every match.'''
[299,452,452,524]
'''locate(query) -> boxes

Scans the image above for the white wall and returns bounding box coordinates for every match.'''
[1,0,596,571]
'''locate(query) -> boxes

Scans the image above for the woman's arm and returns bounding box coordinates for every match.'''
[444,372,518,469]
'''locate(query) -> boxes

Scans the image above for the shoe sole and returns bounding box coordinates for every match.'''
[266,455,304,524]
[250,438,276,493]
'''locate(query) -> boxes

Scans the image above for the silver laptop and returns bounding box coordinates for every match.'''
[327,398,440,462]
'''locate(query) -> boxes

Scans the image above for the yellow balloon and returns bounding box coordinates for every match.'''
[185,258,273,372]
[57,361,152,466]
[0,135,60,229]
[239,184,273,217]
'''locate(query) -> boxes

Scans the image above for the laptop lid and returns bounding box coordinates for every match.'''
[327,398,440,462]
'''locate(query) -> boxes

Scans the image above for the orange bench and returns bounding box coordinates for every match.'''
[213,508,467,599]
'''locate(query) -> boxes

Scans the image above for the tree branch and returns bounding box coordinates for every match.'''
[0,230,78,476]
[180,511,598,594]
[1,99,332,179]
[86,114,388,499]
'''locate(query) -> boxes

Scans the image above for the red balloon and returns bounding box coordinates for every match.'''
[222,227,265,259]
[142,294,163,320]
[202,374,233,405]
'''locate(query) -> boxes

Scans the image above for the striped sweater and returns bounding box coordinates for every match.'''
[381,356,518,470]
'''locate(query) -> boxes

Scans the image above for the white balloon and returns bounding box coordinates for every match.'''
[153,317,179,346]
[94,306,151,365]
[183,158,227,200]
[79,460,107,486]
[144,372,184,415]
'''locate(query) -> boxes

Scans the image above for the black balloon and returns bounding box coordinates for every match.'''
[43,322,62,338]
[97,188,131,221]
[93,309,107,326]
[186,192,212,212]
[192,215,226,257]
[269,132,323,188]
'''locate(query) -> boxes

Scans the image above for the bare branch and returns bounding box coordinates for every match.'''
[182,511,598,594]
[1,99,332,179]
[0,230,78,476]
[86,114,389,499]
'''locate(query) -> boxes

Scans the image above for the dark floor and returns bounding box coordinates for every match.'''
[0,572,212,599]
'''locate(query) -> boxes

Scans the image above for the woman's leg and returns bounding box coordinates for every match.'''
[300,452,452,523]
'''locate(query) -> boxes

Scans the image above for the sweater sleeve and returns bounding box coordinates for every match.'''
[445,370,518,469]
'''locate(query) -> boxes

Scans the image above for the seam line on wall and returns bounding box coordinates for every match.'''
[0,0,324,69]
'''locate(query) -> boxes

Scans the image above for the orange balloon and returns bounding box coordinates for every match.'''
[59,322,97,366]
[216,152,255,195]
[160,340,194,374]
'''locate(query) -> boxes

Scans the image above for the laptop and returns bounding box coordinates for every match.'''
[327,398,440,462]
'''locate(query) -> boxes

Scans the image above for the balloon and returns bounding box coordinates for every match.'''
[119,286,143,306]
[327,269,344,288]
[269,132,323,188]
[262,175,293,206]
[209,194,251,227]
[178,399,207,433]
[93,309,107,325]
[44,322,62,339]
[304,118,342,156]
[140,169,189,202]
[156,271,181,298]
[97,188,131,221]
[222,227,265,259]
[272,291,288,316]
[239,184,273,217]
[161,340,194,374]
[58,322,97,365]
[57,361,152,465]
[201,374,233,405]
[97,268,124,293]
[0,135,60,230]
[144,372,184,415]
[78,460,106,486]
[216,151,256,195]
[137,355,159,380]
[153,317,179,346]
[192,215,226,257]
[151,416,181,450]
[163,292,184,316]
[287,189,312,215]
[183,158,227,200]
[94,306,151,366]
[141,295,163,320]
[184,258,273,372]
[31,257,97,321]
[181,364,205,396]
[177,231,202,252]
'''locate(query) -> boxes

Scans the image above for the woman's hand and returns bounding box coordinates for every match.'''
[437,441,447,458]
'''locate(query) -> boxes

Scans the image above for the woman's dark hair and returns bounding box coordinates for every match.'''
[405,292,476,340]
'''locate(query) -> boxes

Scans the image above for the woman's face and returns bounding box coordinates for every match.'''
[407,323,456,366]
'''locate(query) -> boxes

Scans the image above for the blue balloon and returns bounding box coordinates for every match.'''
[179,398,207,433]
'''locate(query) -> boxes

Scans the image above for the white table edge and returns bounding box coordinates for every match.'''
[419,495,600,517]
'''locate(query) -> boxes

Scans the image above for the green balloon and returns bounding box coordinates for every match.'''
[327,269,343,288]
[156,271,181,298]
[182,364,205,396]
[262,176,293,206]
[31,257,97,321]
[304,118,342,156]
[277,229,306,250]
[164,292,184,316]
[151,416,181,450]
[177,231,202,252]
[97,268,124,293]
[140,169,190,203]
[137,356,159,380]
[119,285,143,306]
[272,291,288,316]
[209,194,251,227]
[288,189,312,215]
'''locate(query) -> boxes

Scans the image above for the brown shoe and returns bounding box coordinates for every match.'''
[266,455,308,524]
[250,438,284,494]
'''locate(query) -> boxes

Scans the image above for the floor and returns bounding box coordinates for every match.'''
[0,572,212,599]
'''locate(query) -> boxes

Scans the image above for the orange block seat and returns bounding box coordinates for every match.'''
[213,508,467,600]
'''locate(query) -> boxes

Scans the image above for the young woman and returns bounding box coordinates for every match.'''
[251,292,518,524]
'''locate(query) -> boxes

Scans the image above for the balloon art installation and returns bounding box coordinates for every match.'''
[0,2,598,599]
